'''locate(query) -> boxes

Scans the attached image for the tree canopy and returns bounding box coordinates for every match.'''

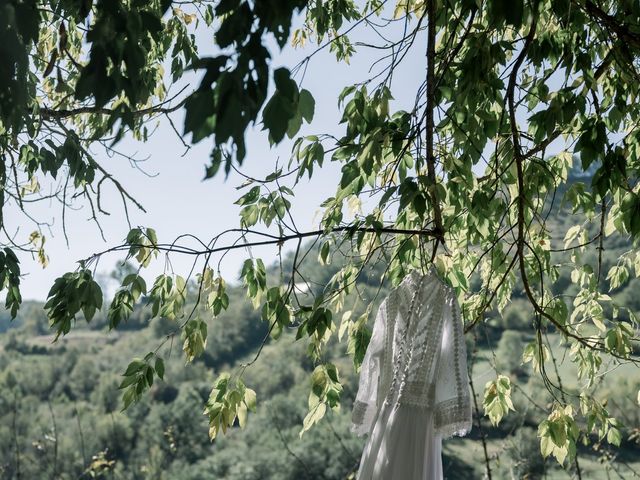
[2,0,640,476]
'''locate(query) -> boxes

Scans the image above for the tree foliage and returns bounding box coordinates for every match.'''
[2,0,640,475]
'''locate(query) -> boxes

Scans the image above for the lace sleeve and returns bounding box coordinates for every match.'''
[433,290,472,439]
[350,300,387,437]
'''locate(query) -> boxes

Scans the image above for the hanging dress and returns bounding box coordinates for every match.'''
[351,268,472,480]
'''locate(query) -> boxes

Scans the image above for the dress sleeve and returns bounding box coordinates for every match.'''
[433,289,473,438]
[350,300,388,437]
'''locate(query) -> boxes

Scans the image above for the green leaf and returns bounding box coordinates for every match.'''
[184,90,216,143]
[299,89,315,123]
[563,225,581,249]
[286,110,303,139]
[235,186,260,205]
[539,425,554,458]
[311,366,328,397]
[237,401,248,428]
[44,269,104,339]
[244,388,257,412]
[549,420,567,448]
[155,357,165,380]
[504,0,524,26]
[145,366,154,387]
[182,318,208,363]
[123,359,145,377]
[607,426,622,446]
[262,69,299,144]
[483,375,515,426]
[319,241,331,265]
[300,402,326,437]
[118,375,137,389]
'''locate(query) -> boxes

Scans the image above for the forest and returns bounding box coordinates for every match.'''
[2,0,640,479]
[0,163,639,479]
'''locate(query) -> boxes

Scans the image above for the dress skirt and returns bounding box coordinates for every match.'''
[356,400,443,480]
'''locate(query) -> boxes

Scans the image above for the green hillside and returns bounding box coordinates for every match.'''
[1,166,639,479]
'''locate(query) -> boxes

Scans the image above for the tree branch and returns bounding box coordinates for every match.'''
[40,94,188,120]
[424,0,445,252]
[81,226,442,265]
[575,0,640,51]
[506,12,636,363]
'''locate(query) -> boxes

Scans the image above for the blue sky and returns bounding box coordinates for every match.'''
[11,7,429,301]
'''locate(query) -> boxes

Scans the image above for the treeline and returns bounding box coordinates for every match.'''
[1,168,640,479]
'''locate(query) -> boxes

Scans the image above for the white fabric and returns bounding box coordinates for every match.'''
[351,268,472,480]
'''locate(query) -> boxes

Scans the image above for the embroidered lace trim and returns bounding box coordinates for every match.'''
[434,397,473,438]
[351,400,376,436]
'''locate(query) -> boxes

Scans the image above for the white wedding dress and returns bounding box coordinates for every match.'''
[351,268,472,480]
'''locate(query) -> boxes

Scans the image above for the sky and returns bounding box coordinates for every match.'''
[9,6,429,301]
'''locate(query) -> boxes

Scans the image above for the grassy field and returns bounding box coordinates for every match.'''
[450,332,640,480]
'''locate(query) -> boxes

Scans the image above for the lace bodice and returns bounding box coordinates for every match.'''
[351,268,472,439]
